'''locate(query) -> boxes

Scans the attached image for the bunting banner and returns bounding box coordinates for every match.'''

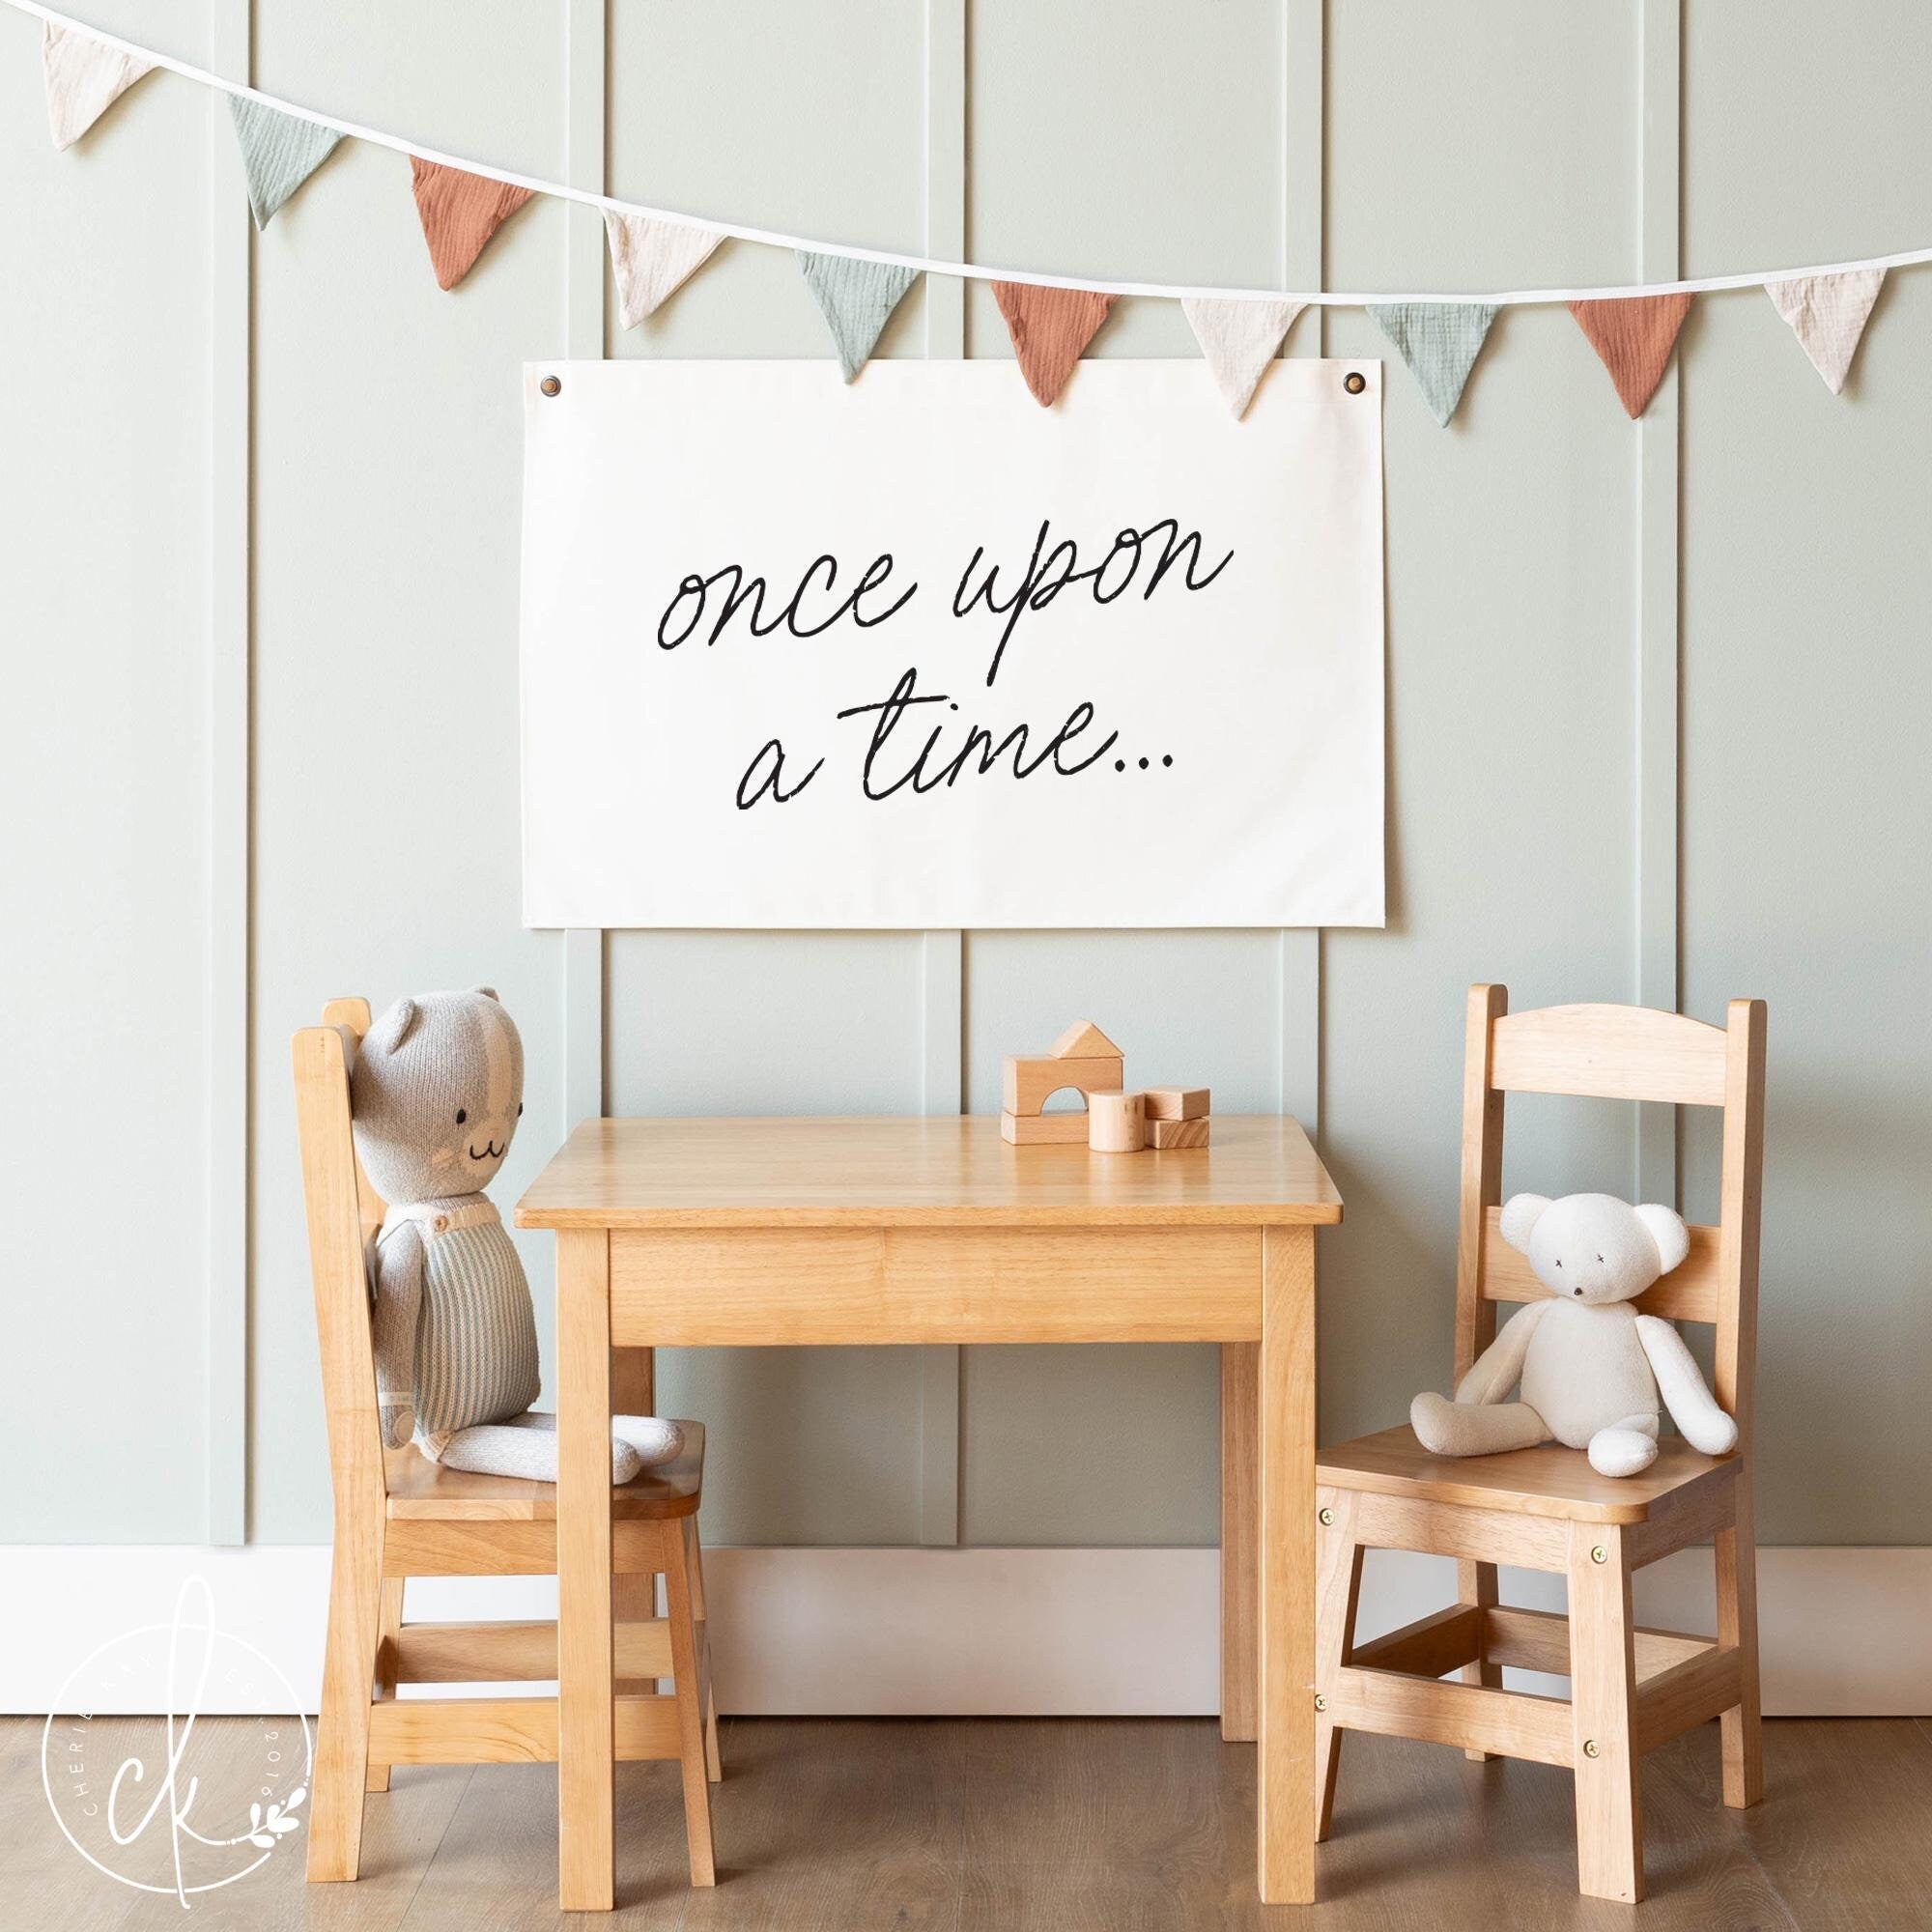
[521,359,1385,928]
[1180,298,1303,417]
[1569,293,1694,418]
[1368,302,1497,425]
[42,19,149,151]
[797,252,920,381]
[993,284,1116,407]
[605,212,723,327]
[14,5,1928,422]
[1766,270,1884,394]
[410,158,533,291]
[228,97,340,229]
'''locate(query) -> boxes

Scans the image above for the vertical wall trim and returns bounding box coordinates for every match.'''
[205,0,251,1546]
[561,1,609,1130]
[1635,0,1682,1201]
[1277,0,1324,1136]
[917,0,967,1548]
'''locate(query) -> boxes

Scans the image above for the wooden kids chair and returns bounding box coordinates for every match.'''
[293,999,721,1892]
[1313,987,1765,1903]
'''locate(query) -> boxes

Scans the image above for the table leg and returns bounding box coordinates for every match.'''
[1220,1341,1259,1742]
[557,1229,615,1913]
[1257,1225,1317,1905]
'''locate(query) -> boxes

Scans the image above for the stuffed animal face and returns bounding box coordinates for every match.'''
[1499,1190,1690,1305]
[351,988,525,1206]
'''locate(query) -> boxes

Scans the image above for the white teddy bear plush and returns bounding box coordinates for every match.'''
[1410,1191,1740,1478]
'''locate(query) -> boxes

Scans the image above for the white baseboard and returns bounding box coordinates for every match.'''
[1,1544,1923,1718]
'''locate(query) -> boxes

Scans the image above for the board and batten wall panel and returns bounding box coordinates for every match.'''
[1317,1,1640,1450]
[1680,8,1932,1545]
[246,3,568,1540]
[602,1,935,1548]
[3,0,1927,1558]
[0,4,213,1541]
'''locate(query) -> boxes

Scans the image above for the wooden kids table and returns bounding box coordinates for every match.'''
[517,1114,1343,1910]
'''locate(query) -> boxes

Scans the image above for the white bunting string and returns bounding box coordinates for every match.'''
[16,0,1932,311]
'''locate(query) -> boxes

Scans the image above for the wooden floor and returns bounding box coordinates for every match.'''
[5,1714,1927,1929]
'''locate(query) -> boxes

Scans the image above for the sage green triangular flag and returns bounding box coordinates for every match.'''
[797,252,919,382]
[228,96,342,229]
[1368,301,1498,425]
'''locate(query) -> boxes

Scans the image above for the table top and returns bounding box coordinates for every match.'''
[515,1115,1343,1231]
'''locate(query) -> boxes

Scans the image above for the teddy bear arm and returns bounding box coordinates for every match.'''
[1453,1299,1548,1406]
[371,1220,425,1451]
[1634,1314,1739,1456]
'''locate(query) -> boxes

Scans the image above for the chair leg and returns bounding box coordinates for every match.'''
[684,1515,723,1782]
[1568,1523,1642,1904]
[307,1520,384,1882]
[662,1520,717,1886]
[1313,1487,1361,1841]
[365,1578,406,1793]
[1456,1558,1502,1760]
[1716,1500,1764,1807]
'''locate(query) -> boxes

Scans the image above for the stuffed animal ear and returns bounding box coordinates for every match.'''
[366,996,420,1056]
[472,985,500,1003]
[1499,1193,1551,1253]
[1634,1203,1691,1275]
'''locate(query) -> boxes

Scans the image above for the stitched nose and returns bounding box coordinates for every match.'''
[1572,1286,1583,1296]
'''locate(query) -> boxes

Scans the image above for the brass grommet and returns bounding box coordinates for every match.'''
[1582,1739,1601,1759]
[1318,1506,1335,1526]
[1590,1545,1607,1564]
[1314,1693,1327,1712]
[540,374,562,397]
[1344,371,1367,395]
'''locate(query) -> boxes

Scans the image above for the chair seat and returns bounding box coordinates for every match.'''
[384,1420,704,1521]
[1317,1423,1737,1524]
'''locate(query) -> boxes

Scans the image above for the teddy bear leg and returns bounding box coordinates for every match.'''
[1410,1392,1549,1458]
[436,1415,642,1485]
[1587,1414,1661,1479]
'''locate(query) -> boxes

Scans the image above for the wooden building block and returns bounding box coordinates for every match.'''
[1150,1117,1210,1150]
[1144,1086,1210,1122]
[1003,1053,1123,1117]
[1088,1091,1147,1153]
[1000,1110,1091,1146]
[1050,1019,1122,1060]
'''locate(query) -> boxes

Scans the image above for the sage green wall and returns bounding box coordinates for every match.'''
[2,2,1924,1549]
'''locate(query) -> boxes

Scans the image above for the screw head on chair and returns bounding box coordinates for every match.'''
[1582,1739,1601,1758]
[1315,1693,1327,1711]
[1590,1545,1607,1564]
[1319,1506,1335,1526]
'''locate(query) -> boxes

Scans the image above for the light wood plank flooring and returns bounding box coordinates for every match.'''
[4,1715,1926,1928]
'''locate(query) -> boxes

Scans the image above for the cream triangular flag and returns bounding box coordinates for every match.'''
[605,214,724,328]
[43,23,154,152]
[1180,298,1304,417]
[1766,270,1884,394]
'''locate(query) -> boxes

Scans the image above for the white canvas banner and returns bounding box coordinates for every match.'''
[521,359,1384,928]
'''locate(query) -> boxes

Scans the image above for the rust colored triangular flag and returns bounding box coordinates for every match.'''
[410,158,534,291]
[1568,293,1693,417]
[43,23,154,152]
[992,284,1116,407]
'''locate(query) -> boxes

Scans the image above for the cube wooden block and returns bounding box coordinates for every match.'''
[1000,1110,1091,1146]
[1003,1053,1123,1117]
[1142,1086,1210,1122]
[1148,1116,1210,1149]
[1087,1091,1146,1153]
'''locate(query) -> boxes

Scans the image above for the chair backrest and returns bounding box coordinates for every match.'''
[292,998,390,1509]
[1453,985,1767,1442]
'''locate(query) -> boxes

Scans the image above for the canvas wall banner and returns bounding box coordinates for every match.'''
[521,359,1384,928]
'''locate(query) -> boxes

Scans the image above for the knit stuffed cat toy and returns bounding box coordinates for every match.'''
[351,987,681,1484]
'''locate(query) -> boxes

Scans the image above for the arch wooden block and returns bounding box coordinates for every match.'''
[1000,1110,1090,1146]
[1003,1053,1124,1117]
[1088,1091,1147,1153]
